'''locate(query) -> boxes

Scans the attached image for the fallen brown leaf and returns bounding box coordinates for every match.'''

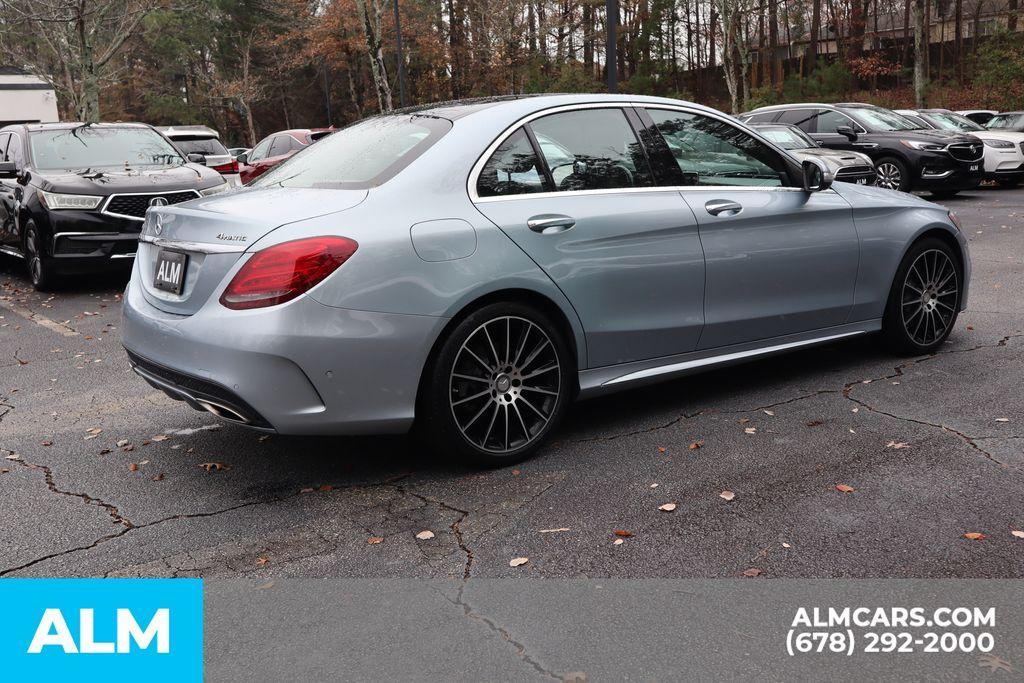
[742,568,762,577]
[152,473,165,481]
[509,557,529,567]
[743,427,757,435]
[1011,530,1024,539]
[613,529,633,537]
[835,484,855,493]
[199,462,229,472]
[885,440,911,449]
[805,420,823,427]
[367,536,384,544]
[128,463,138,472]
[719,490,736,501]
[318,484,333,492]
[415,530,435,540]
[612,538,624,545]
[963,532,986,541]
[41,440,53,446]
[538,528,570,533]
[658,503,677,512]
[151,434,169,441]
[688,440,704,450]
[657,446,667,453]
[255,557,268,566]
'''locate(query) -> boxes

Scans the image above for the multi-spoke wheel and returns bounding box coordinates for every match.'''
[24,220,58,291]
[874,157,908,192]
[882,238,962,353]
[419,302,572,465]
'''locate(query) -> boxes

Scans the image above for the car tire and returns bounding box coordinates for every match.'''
[23,221,59,291]
[874,157,910,192]
[930,190,959,199]
[881,237,962,355]
[418,302,574,467]
[996,177,1021,188]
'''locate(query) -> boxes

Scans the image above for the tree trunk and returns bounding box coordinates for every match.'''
[769,0,781,88]
[955,0,963,83]
[808,0,822,73]
[913,0,927,106]
[1009,0,1019,32]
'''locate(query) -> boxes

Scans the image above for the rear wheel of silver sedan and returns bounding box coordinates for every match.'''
[419,302,574,466]
[882,238,962,354]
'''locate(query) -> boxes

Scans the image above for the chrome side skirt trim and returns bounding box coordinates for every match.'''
[0,246,24,258]
[576,320,882,398]
[138,234,246,254]
[603,330,865,386]
[110,253,136,259]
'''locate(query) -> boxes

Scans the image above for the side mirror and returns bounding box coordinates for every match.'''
[835,125,858,141]
[186,153,207,165]
[802,159,833,192]
[0,161,16,179]
[235,152,249,165]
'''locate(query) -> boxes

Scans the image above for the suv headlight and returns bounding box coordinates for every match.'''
[38,191,103,210]
[982,138,1014,149]
[900,139,946,151]
[200,181,229,197]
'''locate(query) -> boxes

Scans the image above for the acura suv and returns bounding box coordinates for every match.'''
[0,122,228,289]
[741,103,984,196]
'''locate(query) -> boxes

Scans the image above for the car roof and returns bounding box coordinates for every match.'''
[19,121,155,132]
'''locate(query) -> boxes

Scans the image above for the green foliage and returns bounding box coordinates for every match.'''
[974,30,1024,110]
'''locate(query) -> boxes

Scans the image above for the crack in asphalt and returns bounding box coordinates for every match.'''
[0,472,414,578]
[565,333,1024,462]
[396,486,474,580]
[13,458,134,530]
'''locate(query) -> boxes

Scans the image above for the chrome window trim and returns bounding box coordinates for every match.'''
[468,100,814,204]
[100,189,201,222]
[138,234,247,254]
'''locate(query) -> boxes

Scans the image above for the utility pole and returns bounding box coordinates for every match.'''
[393,0,409,107]
[606,0,618,93]
[322,60,332,125]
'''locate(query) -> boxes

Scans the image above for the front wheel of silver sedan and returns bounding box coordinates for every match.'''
[419,302,574,466]
[882,238,962,354]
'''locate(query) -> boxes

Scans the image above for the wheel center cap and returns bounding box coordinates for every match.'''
[495,375,511,392]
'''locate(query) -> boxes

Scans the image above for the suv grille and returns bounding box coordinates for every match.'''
[947,142,983,162]
[102,190,200,220]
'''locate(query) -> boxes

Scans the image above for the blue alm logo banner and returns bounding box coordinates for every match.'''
[0,578,202,681]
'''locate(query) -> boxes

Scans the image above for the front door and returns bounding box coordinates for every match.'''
[472,107,706,368]
[642,107,860,350]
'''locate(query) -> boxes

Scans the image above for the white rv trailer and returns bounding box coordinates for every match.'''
[0,67,59,126]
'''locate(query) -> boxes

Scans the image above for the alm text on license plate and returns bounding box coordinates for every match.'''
[154,249,188,295]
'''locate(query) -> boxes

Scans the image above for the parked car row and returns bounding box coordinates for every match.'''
[740,102,1024,195]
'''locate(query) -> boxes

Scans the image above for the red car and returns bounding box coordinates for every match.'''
[237,128,334,184]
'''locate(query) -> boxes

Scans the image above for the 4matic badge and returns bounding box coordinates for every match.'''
[216,233,247,242]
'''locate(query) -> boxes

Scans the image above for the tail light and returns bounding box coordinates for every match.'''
[220,236,358,310]
[210,159,239,174]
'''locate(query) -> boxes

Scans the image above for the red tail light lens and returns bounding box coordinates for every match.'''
[211,160,239,174]
[219,236,358,310]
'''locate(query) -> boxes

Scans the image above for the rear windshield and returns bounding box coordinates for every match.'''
[29,126,183,170]
[172,137,229,156]
[252,115,451,190]
[926,112,983,132]
[987,113,1024,130]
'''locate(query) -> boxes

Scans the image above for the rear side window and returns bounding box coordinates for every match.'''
[253,115,451,190]
[776,109,818,132]
[476,129,548,197]
[268,136,292,157]
[647,109,790,187]
[744,112,779,124]
[172,137,228,156]
[529,108,652,191]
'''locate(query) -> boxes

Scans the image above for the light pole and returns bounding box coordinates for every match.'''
[393,0,409,108]
[606,0,618,93]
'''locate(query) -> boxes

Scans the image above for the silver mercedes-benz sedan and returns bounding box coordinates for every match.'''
[122,94,970,465]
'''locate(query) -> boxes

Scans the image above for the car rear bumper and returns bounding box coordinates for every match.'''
[121,278,449,435]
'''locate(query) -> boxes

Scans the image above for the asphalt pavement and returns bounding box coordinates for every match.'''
[1,186,1022,582]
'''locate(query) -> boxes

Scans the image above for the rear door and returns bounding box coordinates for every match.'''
[472,105,705,368]
[0,133,16,250]
[641,107,860,350]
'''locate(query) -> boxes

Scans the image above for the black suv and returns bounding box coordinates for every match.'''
[740,103,984,197]
[0,122,228,289]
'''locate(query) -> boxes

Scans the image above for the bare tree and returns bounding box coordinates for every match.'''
[355,0,393,112]
[0,0,176,121]
[912,0,926,106]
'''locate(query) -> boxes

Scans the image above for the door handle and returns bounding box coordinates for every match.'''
[705,199,743,217]
[527,214,576,234]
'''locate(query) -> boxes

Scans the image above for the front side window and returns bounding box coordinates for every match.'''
[0,134,9,162]
[7,134,24,166]
[29,126,182,171]
[476,129,548,197]
[813,110,858,134]
[253,115,450,190]
[647,109,789,187]
[528,108,651,191]
[248,137,273,162]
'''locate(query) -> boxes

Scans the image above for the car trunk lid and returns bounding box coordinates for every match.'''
[136,186,367,315]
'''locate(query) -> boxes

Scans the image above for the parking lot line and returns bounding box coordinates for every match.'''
[0,299,78,337]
